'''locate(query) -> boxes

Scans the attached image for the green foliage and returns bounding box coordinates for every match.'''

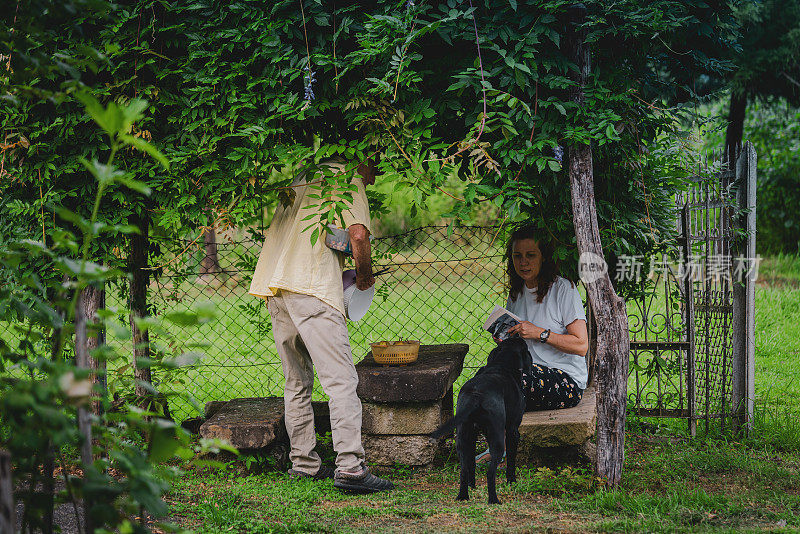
[742,99,800,253]
[728,0,800,103]
[2,0,740,281]
[0,95,233,532]
[701,95,800,254]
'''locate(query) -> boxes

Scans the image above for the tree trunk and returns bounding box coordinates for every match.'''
[129,213,153,403]
[78,285,106,416]
[0,450,14,534]
[566,3,629,487]
[724,89,747,168]
[200,224,222,276]
[74,290,94,533]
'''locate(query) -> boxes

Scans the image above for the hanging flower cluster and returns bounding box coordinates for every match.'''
[304,66,316,101]
[553,145,564,164]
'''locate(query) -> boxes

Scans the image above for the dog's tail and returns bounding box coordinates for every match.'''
[429,398,480,439]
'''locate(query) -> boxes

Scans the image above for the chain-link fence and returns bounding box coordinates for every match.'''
[0,212,749,428]
[140,226,512,420]
[112,212,744,426]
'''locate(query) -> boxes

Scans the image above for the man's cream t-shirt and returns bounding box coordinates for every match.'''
[248,160,372,316]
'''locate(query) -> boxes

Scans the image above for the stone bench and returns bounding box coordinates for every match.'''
[355,343,469,466]
[199,397,287,450]
[518,385,596,457]
[515,330,599,463]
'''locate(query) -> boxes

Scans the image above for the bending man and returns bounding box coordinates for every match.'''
[249,157,393,493]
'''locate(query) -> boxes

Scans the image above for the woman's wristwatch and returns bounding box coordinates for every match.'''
[539,329,551,344]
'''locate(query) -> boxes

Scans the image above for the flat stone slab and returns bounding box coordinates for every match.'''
[356,343,468,403]
[362,399,445,435]
[203,399,331,432]
[200,397,286,449]
[518,385,597,447]
[363,434,438,466]
[204,400,228,419]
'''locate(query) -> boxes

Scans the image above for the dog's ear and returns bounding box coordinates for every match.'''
[487,344,501,365]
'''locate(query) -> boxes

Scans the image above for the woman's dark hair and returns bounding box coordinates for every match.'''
[505,225,559,303]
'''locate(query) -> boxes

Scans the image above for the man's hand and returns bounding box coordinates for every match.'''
[349,223,374,290]
[506,320,545,340]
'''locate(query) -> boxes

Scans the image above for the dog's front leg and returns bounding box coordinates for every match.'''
[457,464,470,501]
[486,460,501,505]
[466,426,477,489]
[456,424,475,501]
[486,424,505,504]
[505,426,520,484]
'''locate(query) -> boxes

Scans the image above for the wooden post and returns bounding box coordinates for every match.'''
[129,213,153,403]
[731,141,756,432]
[75,290,94,533]
[566,3,629,486]
[0,450,14,534]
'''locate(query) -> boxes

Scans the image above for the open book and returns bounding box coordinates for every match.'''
[483,305,523,342]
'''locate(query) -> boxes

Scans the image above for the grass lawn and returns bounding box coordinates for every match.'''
[160,255,800,533]
[754,255,800,413]
[166,435,800,533]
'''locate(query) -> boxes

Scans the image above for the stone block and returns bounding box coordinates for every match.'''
[362,400,445,435]
[311,400,331,433]
[363,434,438,466]
[356,343,468,403]
[181,416,205,435]
[203,399,330,433]
[518,385,597,448]
[515,441,596,469]
[204,400,228,419]
[200,397,286,450]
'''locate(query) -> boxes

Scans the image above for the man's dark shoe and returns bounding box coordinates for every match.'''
[288,466,335,480]
[333,468,394,493]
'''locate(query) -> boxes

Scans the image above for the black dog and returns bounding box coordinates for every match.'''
[431,337,532,504]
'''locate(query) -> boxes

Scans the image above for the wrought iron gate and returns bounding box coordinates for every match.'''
[626,143,757,434]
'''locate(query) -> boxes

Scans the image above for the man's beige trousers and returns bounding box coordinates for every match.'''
[267,291,365,474]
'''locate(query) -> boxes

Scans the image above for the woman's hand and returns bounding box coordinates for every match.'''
[506,320,545,340]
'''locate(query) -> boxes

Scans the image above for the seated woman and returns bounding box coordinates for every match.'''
[503,225,590,411]
[477,225,589,463]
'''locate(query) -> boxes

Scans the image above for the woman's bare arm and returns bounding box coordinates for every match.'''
[506,318,589,356]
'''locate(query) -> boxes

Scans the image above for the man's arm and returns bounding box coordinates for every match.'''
[349,223,374,290]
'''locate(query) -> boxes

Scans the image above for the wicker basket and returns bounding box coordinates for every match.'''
[370,340,420,365]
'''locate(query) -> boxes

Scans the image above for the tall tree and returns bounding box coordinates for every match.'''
[724,0,800,161]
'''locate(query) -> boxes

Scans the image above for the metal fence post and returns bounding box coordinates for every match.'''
[680,205,697,437]
[731,141,757,433]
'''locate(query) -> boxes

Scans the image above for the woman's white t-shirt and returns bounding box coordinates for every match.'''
[505,276,588,389]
